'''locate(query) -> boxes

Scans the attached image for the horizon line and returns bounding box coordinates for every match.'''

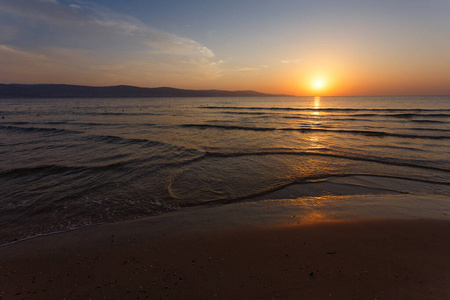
[1,83,449,98]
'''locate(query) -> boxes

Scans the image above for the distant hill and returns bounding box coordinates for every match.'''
[0,84,291,98]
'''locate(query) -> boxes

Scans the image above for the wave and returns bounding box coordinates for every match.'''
[199,106,450,113]
[2,171,446,248]
[1,121,34,125]
[246,112,449,119]
[47,121,68,125]
[281,116,450,125]
[0,125,166,148]
[368,144,425,152]
[0,159,142,178]
[202,150,450,173]
[1,121,72,126]
[83,112,163,116]
[82,134,167,148]
[0,160,150,178]
[338,113,450,118]
[183,124,276,131]
[0,164,85,177]
[344,113,449,118]
[221,111,268,115]
[186,173,450,207]
[0,125,81,135]
[390,113,450,118]
[1,148,206,179]
[181,124,449,140]
[411,120,447,124]
[409,127,450,132]
[73,122,157,127]
[201,108,450,121]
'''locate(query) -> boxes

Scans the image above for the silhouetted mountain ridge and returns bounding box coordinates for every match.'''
[0,84,291,98]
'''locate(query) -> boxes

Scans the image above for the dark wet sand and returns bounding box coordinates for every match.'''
[1,211,449,299]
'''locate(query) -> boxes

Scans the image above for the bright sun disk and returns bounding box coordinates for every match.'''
[314,81,324,89]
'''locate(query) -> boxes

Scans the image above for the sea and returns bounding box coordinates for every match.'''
[1,96,449,245]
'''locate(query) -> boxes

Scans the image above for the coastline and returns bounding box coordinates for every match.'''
[1,175,449,247]
[1,183,450,299]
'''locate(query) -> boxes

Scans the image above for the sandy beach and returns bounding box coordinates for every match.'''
[2,1,450,298]
[1,191,450,300]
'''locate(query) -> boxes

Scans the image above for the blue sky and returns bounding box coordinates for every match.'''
[1,0,449,95]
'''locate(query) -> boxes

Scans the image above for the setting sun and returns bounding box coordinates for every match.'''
[314,80,324,89]
[309,78,328,95]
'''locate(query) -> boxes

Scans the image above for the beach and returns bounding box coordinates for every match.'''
[1,195,450,299]
[1,96,449,298]
[2,0,450,297]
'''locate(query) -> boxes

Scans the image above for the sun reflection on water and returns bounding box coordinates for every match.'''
[312,96,320,116]
[307,96,322,149]
[314,96,321,109]
[308,135,321,149]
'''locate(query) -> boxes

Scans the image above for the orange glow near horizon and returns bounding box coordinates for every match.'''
[2,1,449,97]
[293,73,336,96]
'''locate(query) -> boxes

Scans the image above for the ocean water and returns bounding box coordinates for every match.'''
[1,96,449,244]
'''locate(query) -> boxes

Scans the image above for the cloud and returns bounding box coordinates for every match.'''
[281,59,301,64]
[0,0,221,85]
[0,45,66,83]
[68,4,82,9]
[231,67,260,72]
[0,45,50,64]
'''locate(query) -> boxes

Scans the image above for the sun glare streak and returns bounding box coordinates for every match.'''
[314,96,320,109]
[312,96,320,115]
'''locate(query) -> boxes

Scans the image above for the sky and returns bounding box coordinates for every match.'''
[0,0,449,96]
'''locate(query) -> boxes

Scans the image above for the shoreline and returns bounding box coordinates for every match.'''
[1,192,450,299]
[2,175,449,247]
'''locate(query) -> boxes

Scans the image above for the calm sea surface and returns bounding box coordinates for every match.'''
[1,96,449,244]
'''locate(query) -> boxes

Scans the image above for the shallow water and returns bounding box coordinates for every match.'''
[1,96,449,244]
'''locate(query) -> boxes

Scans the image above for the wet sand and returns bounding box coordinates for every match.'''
[1,196,450,299]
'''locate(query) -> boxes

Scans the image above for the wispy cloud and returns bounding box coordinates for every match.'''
[280,59,301,64]
[0,0,221,86]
